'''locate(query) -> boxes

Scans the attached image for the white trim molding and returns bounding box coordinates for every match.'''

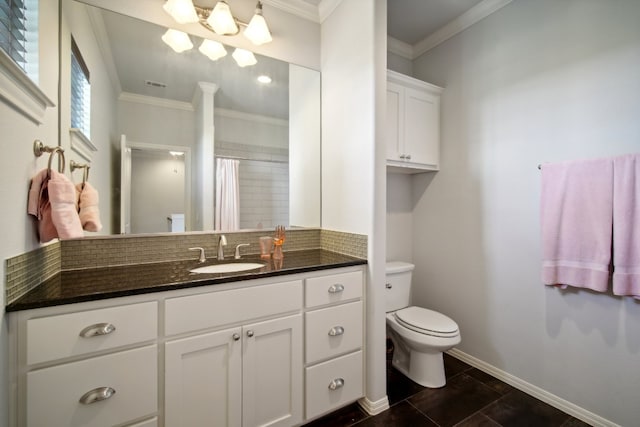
[447,348,620,427]
[414,0,512,58]
[69,128,98,162]
[264,0,320,23]
[358,396,390,416]
[119,92,195,112]
[214,107,288,127]
[318,0,343,23]
[387,0,513,60]
[387,37,413,61]
[0,49,55,125]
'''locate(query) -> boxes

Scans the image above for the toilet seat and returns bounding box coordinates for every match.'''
[394,306,459,338]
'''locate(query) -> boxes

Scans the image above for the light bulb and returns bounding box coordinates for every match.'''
[207,1,239,35]
[244,10,272,45]
[161,29,193,53]
[199,39,227,61]
[232,48,257,67]
[162,0,199,24]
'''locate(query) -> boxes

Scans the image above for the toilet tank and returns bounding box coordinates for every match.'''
[385,261,415,312]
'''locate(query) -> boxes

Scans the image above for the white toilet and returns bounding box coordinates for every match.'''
[385,261,461,388]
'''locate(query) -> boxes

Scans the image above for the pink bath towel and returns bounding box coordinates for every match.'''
[76,182,102,232]
[540,158,614,292]
[612,154,640,297]
[47,170,84,240]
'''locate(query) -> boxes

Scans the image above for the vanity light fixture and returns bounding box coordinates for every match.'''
[232,48,257,67]
[161,29,194,53]
[162,0,272,46]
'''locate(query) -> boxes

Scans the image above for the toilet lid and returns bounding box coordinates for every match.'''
[394,306,459,338]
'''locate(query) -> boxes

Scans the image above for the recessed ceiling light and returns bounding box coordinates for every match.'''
[257,75,272,84]
[169,151,185,156]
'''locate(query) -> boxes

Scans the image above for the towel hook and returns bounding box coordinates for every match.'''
[70,160,90,186]
[33,140,65,175]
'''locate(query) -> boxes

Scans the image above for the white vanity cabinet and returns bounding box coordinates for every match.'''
[303,269,365,420]
[10,301,159,427]
[164,280,303,427]
[9,265,366,427]
[386,69,443,173]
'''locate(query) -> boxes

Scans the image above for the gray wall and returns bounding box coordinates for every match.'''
[401,0,640,425]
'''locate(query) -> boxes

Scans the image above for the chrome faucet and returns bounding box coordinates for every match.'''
[189,247,206,263]
[217,235,227,260]
[234,243,250,259]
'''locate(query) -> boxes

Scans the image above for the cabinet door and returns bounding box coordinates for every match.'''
[242,314,302,427]
[386,81,404,161]
[165,328,242,427]
[404,86,439,167]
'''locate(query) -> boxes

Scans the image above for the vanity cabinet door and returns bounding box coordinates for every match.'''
[242,314,303,427]
[165,328,242,427]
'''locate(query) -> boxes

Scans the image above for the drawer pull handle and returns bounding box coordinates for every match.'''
[79,387,116,405]
[328,378,345,390]
[79,323,116,338]
[232,333,240,341]
[328,326,345,336]
[328,284,344,294]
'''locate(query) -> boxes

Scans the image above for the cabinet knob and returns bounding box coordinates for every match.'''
[232,333,240,341]
[328,326,345,336]
[328,378,345,390]
[247,330,255,338]
[399,154,406,159]
[79,387,116,405]
[405,154,411,160]
[385,283,392,289]
[328,284,344,294]
[79,323,116,338]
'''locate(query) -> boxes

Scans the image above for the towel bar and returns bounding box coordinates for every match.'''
[33,140,65,175]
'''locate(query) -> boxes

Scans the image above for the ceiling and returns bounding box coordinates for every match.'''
[387,0,484,45]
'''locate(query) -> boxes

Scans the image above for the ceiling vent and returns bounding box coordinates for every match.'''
[145,80,167,88]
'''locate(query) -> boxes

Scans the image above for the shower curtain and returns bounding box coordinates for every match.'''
[215,158,240,231]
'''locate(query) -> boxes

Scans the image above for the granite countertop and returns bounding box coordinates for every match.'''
[6,249,367,312]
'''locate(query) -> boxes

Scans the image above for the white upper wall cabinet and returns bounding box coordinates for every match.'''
[386,70,443,173]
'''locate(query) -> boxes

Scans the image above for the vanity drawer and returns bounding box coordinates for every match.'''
[305,351,363,420]
[26,301,157,365]
[165,280,302,335]
[305,270,363,308]
[305,301,363,364]
[26,345,157,427]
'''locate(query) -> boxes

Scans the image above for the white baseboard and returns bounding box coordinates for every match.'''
[447,348,619,427]
[358,395,390,416]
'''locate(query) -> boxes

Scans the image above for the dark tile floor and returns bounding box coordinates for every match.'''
[306,351,592,427]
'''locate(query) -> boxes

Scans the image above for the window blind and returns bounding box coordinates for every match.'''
[71,37,90,137]
[0,0,38,81]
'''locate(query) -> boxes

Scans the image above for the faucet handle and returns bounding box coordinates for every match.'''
[189,247,206,263]
[234,243,251,260]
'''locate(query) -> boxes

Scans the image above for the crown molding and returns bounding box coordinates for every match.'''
[215,107,288,127]
[263,0,321,23]
[318,0,343,23]
[413,0,512,58]
[119,92,195,111]
[387,36,414,60]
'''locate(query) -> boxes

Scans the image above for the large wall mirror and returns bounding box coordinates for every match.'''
[61,0,320,235]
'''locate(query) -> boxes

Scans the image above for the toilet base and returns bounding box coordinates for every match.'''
[391,346,446,388]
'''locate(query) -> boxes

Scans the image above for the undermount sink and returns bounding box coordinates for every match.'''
[189,263,265,274]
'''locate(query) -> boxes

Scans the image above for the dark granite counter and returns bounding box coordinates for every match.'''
[6,250,367,312]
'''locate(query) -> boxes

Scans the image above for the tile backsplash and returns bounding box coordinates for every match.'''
[5,228,367,305]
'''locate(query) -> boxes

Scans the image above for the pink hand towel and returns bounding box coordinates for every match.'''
[76,182,102,232]
[540,158,614,292]
[47,170,83,240]
[28,169,57,243]
[612,154,640,297]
